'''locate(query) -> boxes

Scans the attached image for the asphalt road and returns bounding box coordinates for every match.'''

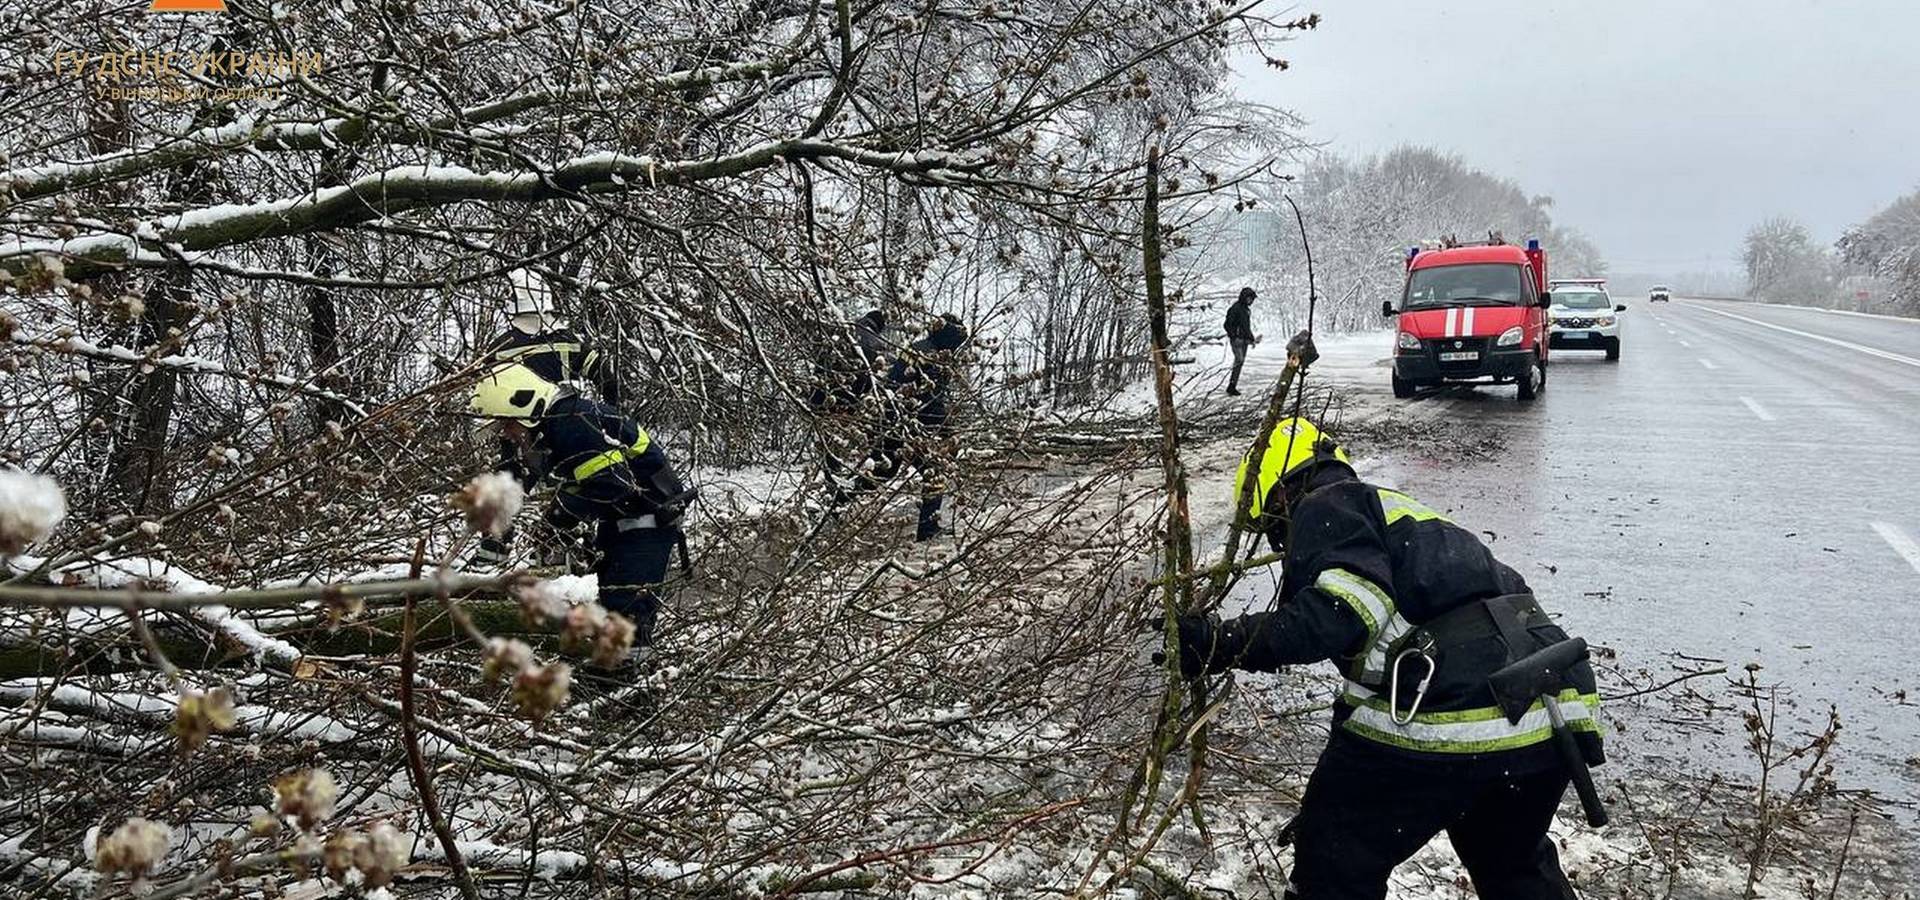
[1356,297,1920,825]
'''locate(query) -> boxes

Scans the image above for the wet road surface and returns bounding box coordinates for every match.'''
[1348,297,1920,825]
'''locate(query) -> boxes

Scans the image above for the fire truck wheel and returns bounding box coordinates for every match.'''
[1517,356,1543,401]
[1392,373,1417,399]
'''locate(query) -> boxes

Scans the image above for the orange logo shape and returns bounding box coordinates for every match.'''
[150,0,226,11]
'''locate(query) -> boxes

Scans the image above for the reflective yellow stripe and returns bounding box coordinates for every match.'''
[571,433,652,481]
[1316,568,1415,685]
[1316,568,1392,638]
[1340,683,1602,753]
[1377,488,1450,524]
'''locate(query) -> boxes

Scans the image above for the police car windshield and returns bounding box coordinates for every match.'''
[1554,291,1610,310]
[1404,264,1530,309]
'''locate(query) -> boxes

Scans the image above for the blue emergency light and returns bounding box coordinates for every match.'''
[1526,239,1540,251]
[1407,247,1419,260]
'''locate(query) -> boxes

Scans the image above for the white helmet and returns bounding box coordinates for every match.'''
[505,268,555,318]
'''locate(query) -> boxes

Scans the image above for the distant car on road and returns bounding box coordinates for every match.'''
[1548,285,1627,361]
[1649,285,1671,302]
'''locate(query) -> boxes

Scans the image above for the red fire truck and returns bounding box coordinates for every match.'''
[1382,238,1553,401]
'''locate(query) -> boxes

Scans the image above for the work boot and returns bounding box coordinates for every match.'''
[1225,386,1242,397]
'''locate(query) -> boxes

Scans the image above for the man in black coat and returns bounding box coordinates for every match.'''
[871,314,969,541]
[1173,417,1602,899]
[1224,286,1258,396]
[474,269,626,568]
[471,363,692,653]
[809,309,892,412]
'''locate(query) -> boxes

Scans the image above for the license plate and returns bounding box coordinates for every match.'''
[1559,331,1588,339]
[1438,351,1479,362]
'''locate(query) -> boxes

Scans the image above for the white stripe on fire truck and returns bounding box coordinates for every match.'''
[1463,307,1476,335]
[1444,308,1458,337]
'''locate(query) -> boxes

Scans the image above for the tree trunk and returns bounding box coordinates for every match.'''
[102,278,195,515]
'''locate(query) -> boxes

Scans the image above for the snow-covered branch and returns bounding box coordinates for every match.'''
[11,331,367,414]
[0,56,808,204]
[2,141,993,279]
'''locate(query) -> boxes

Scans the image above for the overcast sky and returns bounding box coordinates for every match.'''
[1229,1,1920,274]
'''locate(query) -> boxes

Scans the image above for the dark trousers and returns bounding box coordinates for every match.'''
[1228,339,1252,390]
[594,524,676,644]
[855,401,950,541]
[1288,735,1579,900]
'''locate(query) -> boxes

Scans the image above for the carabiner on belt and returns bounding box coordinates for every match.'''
[1389,646,1437,726]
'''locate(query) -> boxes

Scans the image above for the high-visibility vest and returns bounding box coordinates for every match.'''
[1306,488,1603,756]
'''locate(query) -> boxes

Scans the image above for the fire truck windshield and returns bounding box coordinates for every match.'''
[1403,263,1531,309]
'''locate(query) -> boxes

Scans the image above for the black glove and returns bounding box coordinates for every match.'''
[1153,614,1236,680]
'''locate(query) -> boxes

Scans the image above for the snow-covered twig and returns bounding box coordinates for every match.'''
[10,331,367,415]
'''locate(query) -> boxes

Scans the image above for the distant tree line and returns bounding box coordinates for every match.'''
[1741,187,1920,316]
[1215,146,1607,335]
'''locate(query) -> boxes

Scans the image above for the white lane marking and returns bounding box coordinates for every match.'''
[1761,302,1920,325]
[1699,358,1718,370]
[1871,522,1920,576]
[1688,303,1920,369]
[1738,396,1776,421]
[1678,338,1692,347]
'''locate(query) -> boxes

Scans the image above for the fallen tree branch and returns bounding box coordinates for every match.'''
[0,572,514,612]
[3,140,991,279]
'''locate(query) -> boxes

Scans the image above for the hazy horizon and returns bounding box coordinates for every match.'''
[1230,0,1920,275]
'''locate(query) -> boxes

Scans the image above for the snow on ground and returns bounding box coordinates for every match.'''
[1095,328,1392,420]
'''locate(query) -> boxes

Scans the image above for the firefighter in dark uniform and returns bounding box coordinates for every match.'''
[812,310,895,502]
[870,314,968,541]
[473,268,624,567]
[470,363,692,655]
[1172,417,1603,900]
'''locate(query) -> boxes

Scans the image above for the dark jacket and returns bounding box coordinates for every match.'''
[527,394,689,532]
[887,318,969,427]
[1224,300,1254,343]
[854,312,890,368]
[1214,465,1603,774]
[811,314,893,411]
[487,327,622,407]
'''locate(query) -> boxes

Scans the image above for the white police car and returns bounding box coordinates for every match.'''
[1547,284,1626,361]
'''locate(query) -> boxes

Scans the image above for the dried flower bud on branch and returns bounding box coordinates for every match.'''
[0,470,67,556]
[173,687,237,756]
[511,661,572,722]
[95,818,171,878]
[513,578,569,625]
[449,472,523,537]
[481,636,535,682]
[274,768,339,831]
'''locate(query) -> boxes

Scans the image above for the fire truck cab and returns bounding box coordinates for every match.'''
[1382,239,1553,401]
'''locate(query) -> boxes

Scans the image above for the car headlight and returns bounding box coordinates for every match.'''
[1496,326,1524,346]
[1397,331,1421,350]
[1594,316,1614,327]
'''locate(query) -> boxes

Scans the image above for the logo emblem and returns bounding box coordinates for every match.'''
[150,0,226,11]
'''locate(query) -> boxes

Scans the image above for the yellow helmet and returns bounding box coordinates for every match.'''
[469,363,559,424]
[1232,417,1352,520]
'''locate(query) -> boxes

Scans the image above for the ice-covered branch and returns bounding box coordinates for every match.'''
[0,572,511,611]
[10,331,367,415]
[0,56,806,204]
[2,141,992,279]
